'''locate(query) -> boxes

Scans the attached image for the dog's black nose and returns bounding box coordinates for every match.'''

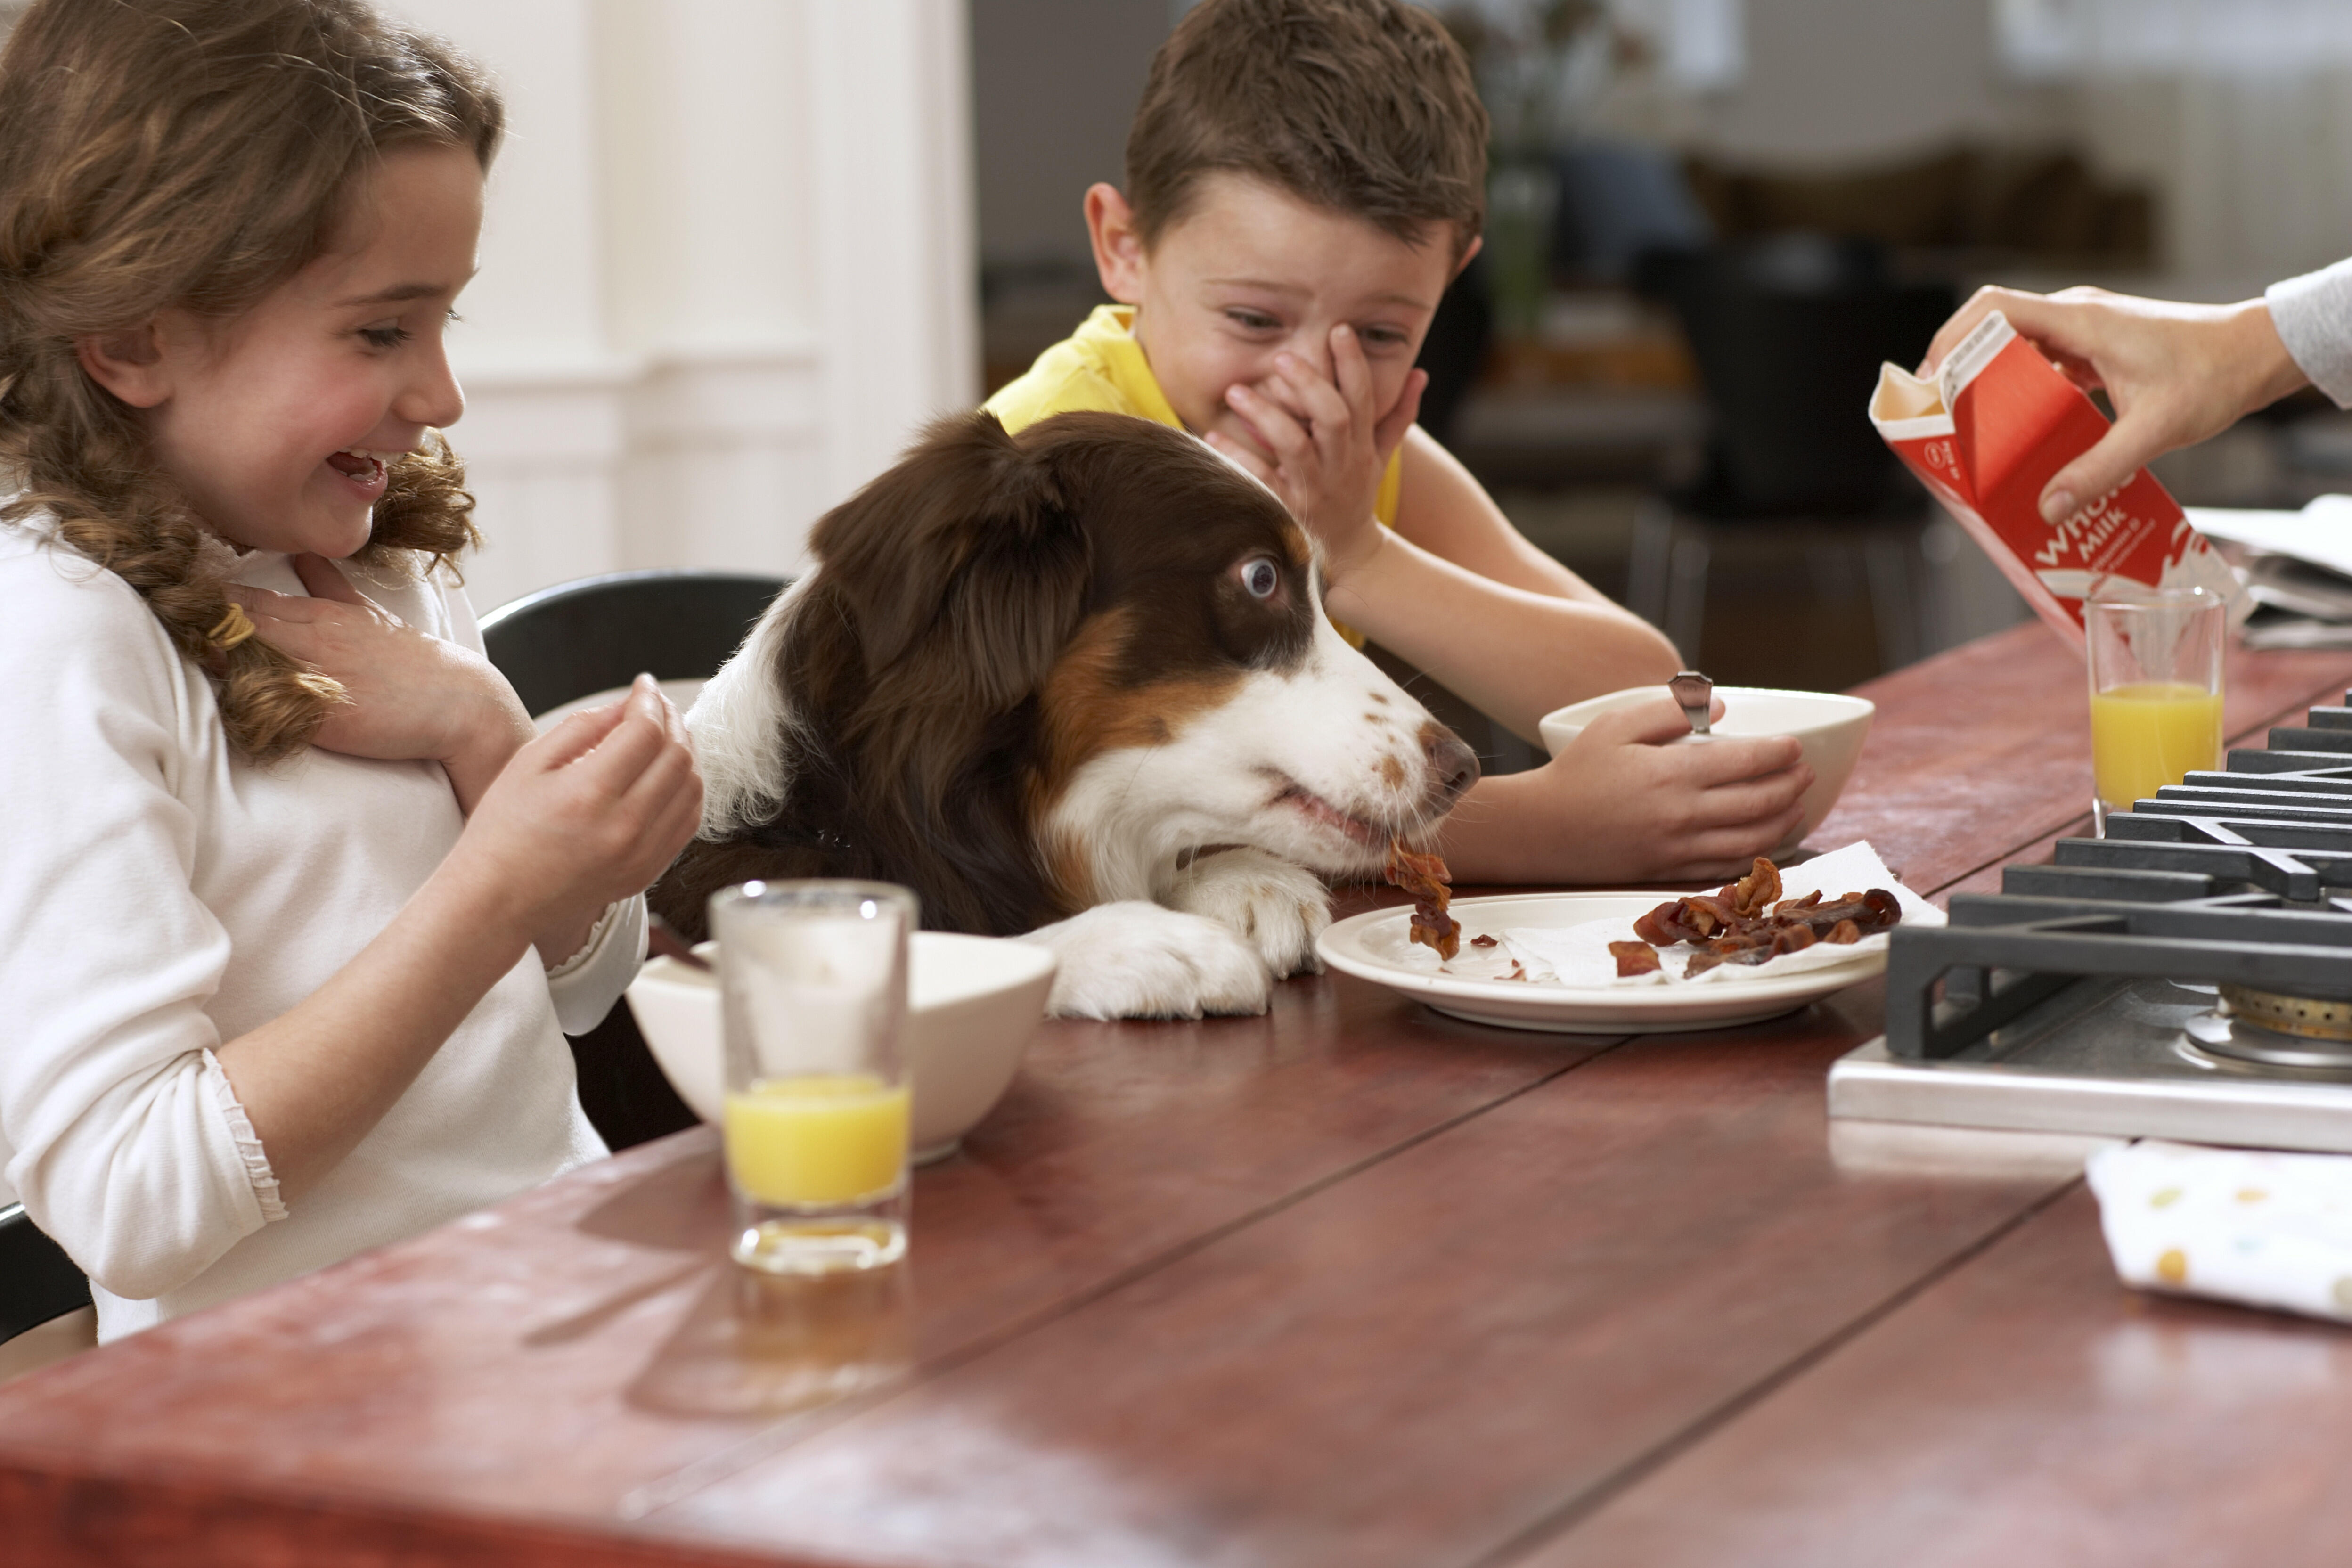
[1422,724,1480,806]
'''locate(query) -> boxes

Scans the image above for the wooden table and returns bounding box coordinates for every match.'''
[9,624,2352,1568]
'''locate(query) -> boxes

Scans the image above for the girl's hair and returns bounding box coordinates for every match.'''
[0,0,502,760]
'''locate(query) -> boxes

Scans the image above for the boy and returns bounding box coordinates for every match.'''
[988,0,1809,882]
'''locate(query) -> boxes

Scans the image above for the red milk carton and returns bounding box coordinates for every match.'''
[1868,310,2240,647]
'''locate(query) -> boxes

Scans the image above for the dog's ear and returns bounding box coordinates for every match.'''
[811,412,1090,710]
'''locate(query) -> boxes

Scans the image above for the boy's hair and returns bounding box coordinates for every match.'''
[0,0,500,761]
[1126,0,1489,257]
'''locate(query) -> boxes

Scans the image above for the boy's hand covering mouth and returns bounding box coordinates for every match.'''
[1204,323,1425,582]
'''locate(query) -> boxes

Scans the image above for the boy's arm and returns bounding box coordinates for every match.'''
[1323,431,1681,740]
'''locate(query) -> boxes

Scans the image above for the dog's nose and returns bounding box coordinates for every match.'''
[1421,723,1479,807]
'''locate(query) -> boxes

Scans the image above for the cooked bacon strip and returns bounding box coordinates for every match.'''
[1386,840,1460,961]
[1609,940,1662,978]
[1630,857,1903,978]
[1470,933,1499,948]
[1729,857,1780,917]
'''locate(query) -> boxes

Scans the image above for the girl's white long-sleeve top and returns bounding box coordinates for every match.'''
[0,525,627,1341]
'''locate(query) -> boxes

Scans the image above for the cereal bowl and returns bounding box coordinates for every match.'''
[624,931,1056,1164]
[1538,685,1874,853]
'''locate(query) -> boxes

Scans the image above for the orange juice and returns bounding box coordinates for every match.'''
[2091,681,2223,808]
[724,1075,909,1207]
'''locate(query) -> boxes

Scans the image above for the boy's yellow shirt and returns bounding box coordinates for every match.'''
[985,305,1405,529]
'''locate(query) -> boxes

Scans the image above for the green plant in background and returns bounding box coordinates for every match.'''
[1444,1,1653,340]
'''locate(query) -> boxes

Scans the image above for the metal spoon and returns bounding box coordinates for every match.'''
[647,913,710,971]
[1668,670,1714,736]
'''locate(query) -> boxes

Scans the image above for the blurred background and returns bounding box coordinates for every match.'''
[9,0,2352,696]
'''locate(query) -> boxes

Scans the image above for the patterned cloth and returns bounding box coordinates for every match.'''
[2087,1138,2352,1323]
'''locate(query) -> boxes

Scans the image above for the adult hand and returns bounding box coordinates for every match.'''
[1918,286,2308,525]
[231,554,534,811]
[454,675,702,957]
[1539,694,1811,882]
[1203,324,1425,580]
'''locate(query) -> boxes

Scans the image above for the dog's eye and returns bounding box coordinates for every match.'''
[1240,557,1280,599]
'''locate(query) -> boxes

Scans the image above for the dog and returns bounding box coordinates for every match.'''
[651,410,1479,1019]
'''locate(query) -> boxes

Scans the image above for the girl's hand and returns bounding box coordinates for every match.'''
[232,555,534,811]
[454,676,702,961]
[1540,695,1813,882]
[1918,286,2307,525]
[1205,325,1426,580]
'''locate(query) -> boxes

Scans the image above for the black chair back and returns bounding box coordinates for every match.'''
[1,1203,90,1344]
[479,570,788,718]
[480,568,790,1152]
[1639,238,1956,517]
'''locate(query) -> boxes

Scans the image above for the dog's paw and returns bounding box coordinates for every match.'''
[1162,849,1331,979]
[1019,901,1272,1020]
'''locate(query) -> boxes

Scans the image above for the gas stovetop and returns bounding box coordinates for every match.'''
[1829,692,2352,1152]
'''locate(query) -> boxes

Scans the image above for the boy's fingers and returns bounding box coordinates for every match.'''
[1225,384,1310,458]
[1273,354,1353,437]
[1685,734,1807,788]
[1687,767,1812,828]
[1329,325,1376,417]
[1373,368,1427,460]
[1202,430,1278,485]
[1583,694,1708,747]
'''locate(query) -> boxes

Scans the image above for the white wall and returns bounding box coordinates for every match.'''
[387,0,980,612]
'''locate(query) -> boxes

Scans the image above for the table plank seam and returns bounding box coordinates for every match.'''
[624,1037,1642,1522]
[1468,1173,2086,1568]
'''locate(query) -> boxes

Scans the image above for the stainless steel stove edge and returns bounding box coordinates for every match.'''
[1829,1035,2352,1153]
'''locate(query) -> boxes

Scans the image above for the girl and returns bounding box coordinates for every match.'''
[0,0,701,1341]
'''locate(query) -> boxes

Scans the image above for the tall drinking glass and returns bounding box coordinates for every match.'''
[710,881,917,1274]
[2086,587,2226,834]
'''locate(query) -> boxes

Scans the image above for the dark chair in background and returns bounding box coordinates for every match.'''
[1,1203,90,1347]
[479,568,789,1151]
[1628,237,1957,674]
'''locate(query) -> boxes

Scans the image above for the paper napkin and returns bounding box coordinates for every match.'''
[1499,841,1944,988]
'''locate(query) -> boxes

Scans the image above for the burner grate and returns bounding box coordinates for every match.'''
[1884,691,2352,1060]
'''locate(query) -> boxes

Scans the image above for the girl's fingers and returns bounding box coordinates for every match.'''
[230,584,328,624]
[527,692,633,769]
[571,677,672,793]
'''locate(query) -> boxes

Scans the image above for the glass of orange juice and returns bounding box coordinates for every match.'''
[710,880,917,1275]
[2086,586,2226,834]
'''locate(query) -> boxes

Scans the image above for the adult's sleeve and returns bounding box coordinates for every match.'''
[2267,259,2352,408]
[0,554,285,1301]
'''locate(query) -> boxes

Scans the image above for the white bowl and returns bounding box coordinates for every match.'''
[1537,685,1874,854]
[624,931,1057,1164]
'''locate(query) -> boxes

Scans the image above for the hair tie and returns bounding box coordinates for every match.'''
[208,602,257,652]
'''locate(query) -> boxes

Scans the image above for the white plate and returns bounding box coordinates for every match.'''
[1315,892,1885,1035]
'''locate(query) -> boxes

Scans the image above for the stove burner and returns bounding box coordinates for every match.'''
[2184,1010,2352,1073]
[2218,982,2352,1041]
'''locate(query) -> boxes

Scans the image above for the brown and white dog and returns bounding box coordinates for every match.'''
[651,410,1478,1019]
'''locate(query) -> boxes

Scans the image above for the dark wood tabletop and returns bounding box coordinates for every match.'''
[9,623,2352,1568]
